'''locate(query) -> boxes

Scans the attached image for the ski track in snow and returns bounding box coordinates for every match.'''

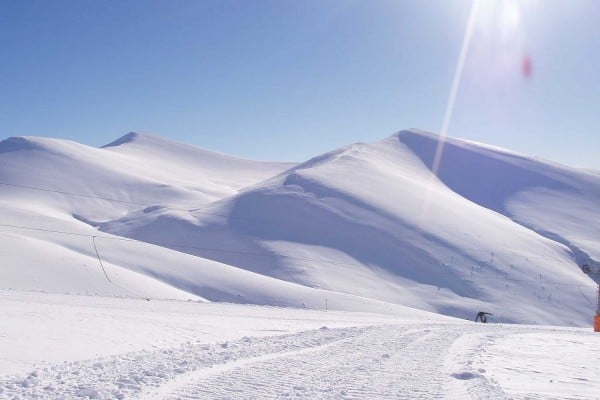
[0,323,513,400]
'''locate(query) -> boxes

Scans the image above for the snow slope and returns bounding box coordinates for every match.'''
[102,130,600,326]
[0,132,436,315]
[1,192,419,315]
[0,132,294,219]
[398,129,600,262]
[1,291,599,400]
[1,129,599,326]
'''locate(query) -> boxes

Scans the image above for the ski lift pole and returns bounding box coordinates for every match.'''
[595,283,600,332]
[582,263,600,332]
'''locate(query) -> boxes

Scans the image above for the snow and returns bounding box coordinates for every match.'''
[1,290,599,399]
[1,129,599,327]
[95,130,599,325]
[397,129,600,261]
[1,124,600,397]
[0,133,294,219]
[0,290,407,375]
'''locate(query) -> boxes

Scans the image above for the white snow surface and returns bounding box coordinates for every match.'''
[1,129,599,326]
[1,290,599,400]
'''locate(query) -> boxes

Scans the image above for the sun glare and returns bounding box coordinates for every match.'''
[476,0,534,41]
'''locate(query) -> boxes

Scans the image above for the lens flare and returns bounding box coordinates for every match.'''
[420,0,532,220]
[432,0,480,177]
[420,0,480,220]
[522,54,533,78]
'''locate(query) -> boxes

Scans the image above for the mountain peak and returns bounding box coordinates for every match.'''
[392,128,437,139]
[101,131,161,148]
[0,136,49,154]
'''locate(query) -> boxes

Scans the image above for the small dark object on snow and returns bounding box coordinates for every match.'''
[475,311,492,323]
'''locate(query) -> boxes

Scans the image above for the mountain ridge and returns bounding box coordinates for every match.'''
[1,129,598,326]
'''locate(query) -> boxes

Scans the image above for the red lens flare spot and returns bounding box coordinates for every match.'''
[522,55,533,79]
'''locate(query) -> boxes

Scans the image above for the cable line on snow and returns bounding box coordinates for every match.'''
[578,286,594,307]
[92,235,111,283]
[0,181,159,208]
[0,222,374,267]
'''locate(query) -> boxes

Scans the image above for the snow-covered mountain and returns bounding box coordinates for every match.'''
[1,130,598,326]
[0,132,294,218]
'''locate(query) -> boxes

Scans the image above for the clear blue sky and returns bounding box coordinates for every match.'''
[1,0,599,168]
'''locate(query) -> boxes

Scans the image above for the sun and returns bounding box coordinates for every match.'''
[476,0,522,39]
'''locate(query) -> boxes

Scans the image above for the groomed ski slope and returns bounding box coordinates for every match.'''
[1,291,599,400]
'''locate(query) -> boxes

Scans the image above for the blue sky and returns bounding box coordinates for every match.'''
[1,0,599,168]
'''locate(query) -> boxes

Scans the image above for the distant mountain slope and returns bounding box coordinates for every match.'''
[1,130,598,326]
[0,132,295,221]
[3,133,352,307]
[102,132,296,202]
[102,129,599,326]
[397,129,600,261]
[0,132,428,316]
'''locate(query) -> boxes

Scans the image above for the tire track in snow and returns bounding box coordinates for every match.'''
[143,324,471,399]
[1,323,528,400]
[140,339,344,400]
[0,326,365,400]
